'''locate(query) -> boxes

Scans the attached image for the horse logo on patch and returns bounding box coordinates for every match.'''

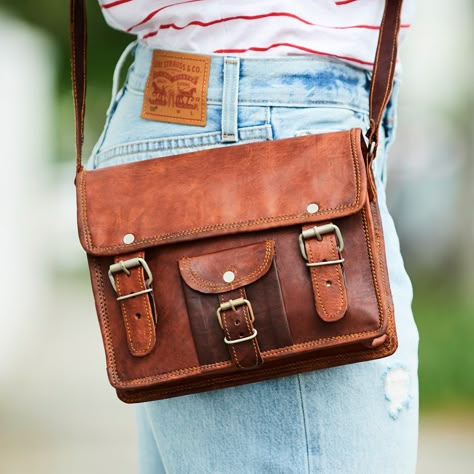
[142,51,210,127]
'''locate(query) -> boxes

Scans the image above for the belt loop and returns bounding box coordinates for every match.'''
[221,57,240,143]
[107,40,138,116]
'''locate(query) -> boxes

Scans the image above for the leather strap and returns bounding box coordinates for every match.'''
[302,223,347,323]
[367,0,404,157]
[217,289,263,369]
[70,0,87,174]
[112,252,157,357]
[70,0,403,173]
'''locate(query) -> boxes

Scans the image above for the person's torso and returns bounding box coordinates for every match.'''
[99,0,413,69]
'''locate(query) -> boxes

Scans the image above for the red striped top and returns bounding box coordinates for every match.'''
[99,0,413,68]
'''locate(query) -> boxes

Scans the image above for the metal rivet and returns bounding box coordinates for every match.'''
[123,233,135,244]
[307,203,319,214]
[223,271,235,283]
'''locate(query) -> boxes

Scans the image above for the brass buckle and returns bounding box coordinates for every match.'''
[224,329,258,345]
[108,257,153,296]
[216,297,257,344]
[299,223,345,267]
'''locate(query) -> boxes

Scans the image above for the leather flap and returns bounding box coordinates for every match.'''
[179,240,275,294]
[78,129,367,256]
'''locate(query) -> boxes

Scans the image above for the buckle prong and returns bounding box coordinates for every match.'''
[108,257,153,293]
[216,297,255,330]
[299,223,345,266]
[119,260,131,276]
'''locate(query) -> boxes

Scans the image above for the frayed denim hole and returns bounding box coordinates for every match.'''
[384,365,412,420]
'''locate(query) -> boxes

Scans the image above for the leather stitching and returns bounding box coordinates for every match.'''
[369,2,387,124]
[115,252,154,355]
[80,130,363,252]
[89,146,388,388]
[133,254,154,352]
[370,1,402,140]
[307,231,345,321]
[329,235,346,318]
[370,200,394,332]
[360,206,383,325]
[79,173,92,249]
[239,287,260,367]
[115,271,137,354]
[96,210,388,386]
[219,294,242,369]
[181,240,274,290]
[376,2,402,131]
[119,337,397,401]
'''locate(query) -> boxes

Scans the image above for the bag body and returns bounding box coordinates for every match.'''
[81,130,396,402]
[71,0,404,403]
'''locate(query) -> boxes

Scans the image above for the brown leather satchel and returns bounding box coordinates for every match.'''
[70,0,403,402]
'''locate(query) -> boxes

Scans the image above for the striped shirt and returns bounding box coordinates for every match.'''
[99,0,413,69]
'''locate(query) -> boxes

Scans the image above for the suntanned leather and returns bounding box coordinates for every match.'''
[302,223,348,323]
[70,0,86,174]
[85,204,392,389]
[77,125,397,400]
[368,0,404,154]
[112,252,157,357]
[77,129,366,255]
[70,0,403,401]
[179,241,275,294]
[180,243,292,366]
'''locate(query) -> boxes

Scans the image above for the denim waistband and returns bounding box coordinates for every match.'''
[123,42,372,114]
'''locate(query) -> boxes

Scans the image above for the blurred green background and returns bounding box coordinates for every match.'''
[0,0,473,472]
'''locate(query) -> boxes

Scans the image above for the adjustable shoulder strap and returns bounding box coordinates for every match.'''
[70,0,403,174]
[70,0,87,174]
[367,0,404,157]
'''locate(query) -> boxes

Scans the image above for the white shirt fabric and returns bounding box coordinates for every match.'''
[99,0,413,69]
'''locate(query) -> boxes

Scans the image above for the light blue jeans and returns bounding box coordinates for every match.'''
[88,43,419,474]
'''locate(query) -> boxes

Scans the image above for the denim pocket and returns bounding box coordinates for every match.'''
[93,123,273,168]
[269,105,370,141]
[90,85,273,169]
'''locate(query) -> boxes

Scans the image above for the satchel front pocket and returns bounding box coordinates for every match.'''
[178,240,293,368]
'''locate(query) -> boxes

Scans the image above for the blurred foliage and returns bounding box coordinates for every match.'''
[0,0,132,163]
[413,279,474,411]
[0,0,130,92]
[2,0,473,413]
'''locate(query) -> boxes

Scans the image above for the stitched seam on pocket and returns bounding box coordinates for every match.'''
[96,125,272,163]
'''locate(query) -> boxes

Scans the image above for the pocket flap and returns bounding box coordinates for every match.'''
[179,241,275,294]
[78,129,367,256]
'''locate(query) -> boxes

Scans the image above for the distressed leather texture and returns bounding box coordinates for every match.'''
[112,251,157,357]
[70,0,402,402]
[77,130,366,255]
[302,223,348,323]
[80,128,397,402]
